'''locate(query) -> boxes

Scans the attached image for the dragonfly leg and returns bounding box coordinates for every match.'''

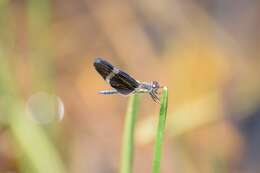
[149,91,160,103]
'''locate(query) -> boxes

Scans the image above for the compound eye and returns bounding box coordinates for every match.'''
[152,84,156,88]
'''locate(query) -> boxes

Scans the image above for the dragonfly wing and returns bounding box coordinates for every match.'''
[110,71,139,95]
[93,58,114,80]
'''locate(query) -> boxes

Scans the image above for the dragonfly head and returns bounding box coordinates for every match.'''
[149,81,162,103]
[152,81,160,90]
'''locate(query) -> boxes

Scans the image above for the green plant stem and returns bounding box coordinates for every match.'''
[152,87,168,173]
[120,94,140,173]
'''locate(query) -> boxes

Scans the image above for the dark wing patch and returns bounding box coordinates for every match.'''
[93,58,114,80]
[110,71,139,95]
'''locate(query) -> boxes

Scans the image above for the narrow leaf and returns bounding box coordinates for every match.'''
[152,87,168,173]
[120,94,140,173]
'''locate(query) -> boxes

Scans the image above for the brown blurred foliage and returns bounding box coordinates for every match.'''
[0,0,260,173]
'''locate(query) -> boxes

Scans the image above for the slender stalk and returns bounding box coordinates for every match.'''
[152,87,168,173]
[120,94,140,173]
[9,106,66,173]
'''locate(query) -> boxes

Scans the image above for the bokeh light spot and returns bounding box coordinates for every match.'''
[26,92,65,124]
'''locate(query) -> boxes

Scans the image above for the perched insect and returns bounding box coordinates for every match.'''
[93,58,162,103]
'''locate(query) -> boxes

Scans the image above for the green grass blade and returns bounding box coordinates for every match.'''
[120,94,140,173]
[9,106,66,173]
[152,87,168,173]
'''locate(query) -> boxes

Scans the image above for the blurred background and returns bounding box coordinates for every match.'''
[0,0,260,173]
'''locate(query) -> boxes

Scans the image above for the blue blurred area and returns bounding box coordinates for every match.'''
[238,106,260,171]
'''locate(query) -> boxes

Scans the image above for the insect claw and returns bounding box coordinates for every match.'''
[150,92,160,103]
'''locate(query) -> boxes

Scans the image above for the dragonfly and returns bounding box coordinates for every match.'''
[93,58,162,103]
